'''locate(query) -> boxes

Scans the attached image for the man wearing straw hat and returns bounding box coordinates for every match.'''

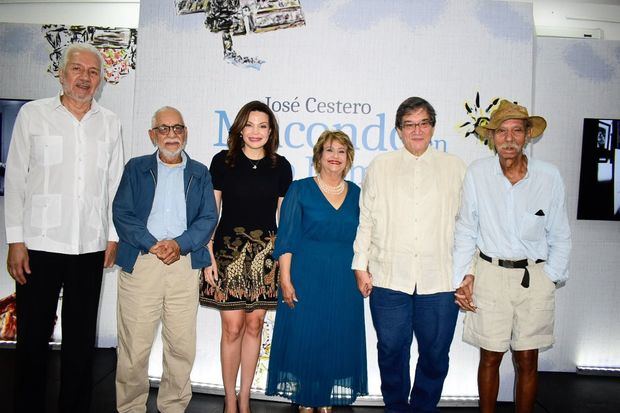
[452,100,571,413]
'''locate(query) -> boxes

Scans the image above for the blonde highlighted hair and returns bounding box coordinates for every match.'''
[312,130,355,177]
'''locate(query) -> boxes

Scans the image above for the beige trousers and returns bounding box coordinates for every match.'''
[116,253,200,413]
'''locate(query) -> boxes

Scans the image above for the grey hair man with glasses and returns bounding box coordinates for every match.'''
[352,97,466,412]
[112,106,217,412]
[5,42,123,413]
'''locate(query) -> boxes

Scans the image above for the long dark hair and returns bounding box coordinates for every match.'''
[226,100,280,167]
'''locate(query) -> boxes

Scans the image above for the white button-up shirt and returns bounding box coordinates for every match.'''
[5,95,124,254]
[352,147,466,295]
[452,156,571,287]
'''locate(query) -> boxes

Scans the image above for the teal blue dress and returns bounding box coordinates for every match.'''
[265,177,368,406]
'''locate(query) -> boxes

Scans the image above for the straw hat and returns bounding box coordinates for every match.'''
[475,100,547,139]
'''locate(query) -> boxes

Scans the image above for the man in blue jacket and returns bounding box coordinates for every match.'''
[113,106,217,413]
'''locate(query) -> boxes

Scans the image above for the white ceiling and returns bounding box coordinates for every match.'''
[532,0,620,39]
[0,1,618,39]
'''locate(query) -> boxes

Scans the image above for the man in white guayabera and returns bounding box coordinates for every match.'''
[5,43,124,413]
[352,97,466,413]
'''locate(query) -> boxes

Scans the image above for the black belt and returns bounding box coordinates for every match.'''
[479,252,544,288]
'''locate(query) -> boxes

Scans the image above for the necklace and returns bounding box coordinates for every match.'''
[246,156,262,169]
[317,174,346,195]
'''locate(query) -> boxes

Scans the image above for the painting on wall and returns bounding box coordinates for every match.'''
[42,25,137,85]
[458,92,501,150]
[0,293,17,341]
[175,0,305,69]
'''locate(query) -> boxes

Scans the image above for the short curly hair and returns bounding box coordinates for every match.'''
[312,130,355,177]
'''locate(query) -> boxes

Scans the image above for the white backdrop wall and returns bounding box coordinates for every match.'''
[133,0,534,402]
[533,37,620,372]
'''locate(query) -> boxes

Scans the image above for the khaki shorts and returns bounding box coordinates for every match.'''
[463,256,556,352]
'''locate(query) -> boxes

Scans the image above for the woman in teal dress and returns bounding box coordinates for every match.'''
[266,130,368,412]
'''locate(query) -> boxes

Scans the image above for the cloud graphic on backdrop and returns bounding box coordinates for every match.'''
[296,0,320,13]
[563,42,615,82]
[2,24,49,64]
[457,92,501,151]
[474,1,531,42]
[330,0,446,31]
[42,25,137,85]
[175,0,305,70]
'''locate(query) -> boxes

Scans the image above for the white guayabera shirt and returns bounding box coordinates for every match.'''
[352,147,466,295]
[5,95,124,255]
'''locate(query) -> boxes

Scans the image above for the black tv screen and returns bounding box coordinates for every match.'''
[0,99,30,196]
[577,118,620,221]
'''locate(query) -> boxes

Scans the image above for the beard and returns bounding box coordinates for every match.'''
[62,81,98,103]
[157,139,186,161]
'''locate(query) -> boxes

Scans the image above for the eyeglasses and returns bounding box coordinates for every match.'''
[401,120,432,131]
[152,124,186,135]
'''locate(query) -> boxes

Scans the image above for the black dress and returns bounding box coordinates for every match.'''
[200,149,292,311]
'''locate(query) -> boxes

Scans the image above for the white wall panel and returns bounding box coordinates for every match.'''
[533,36,620,371]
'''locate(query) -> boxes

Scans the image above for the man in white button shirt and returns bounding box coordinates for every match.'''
[4,43,124,413]
[453,100,571,413]
[352,97,466,413]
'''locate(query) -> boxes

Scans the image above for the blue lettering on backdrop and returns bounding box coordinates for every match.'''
[213,110,448,154]
[284,122,305,148]
[306,122,329,148]
[212,110,448,184]
[214,110,230,147]
[362,113,387,151]
[349,163,368,183]
[332,123,358,150]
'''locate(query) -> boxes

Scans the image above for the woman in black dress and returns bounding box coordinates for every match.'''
[201,100,292,413]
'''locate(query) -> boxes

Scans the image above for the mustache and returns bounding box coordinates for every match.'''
[163,138,182,145]
[497,142,522,151]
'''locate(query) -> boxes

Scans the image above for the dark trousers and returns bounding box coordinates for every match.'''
[14,249,105,413]
[370,287,459,413]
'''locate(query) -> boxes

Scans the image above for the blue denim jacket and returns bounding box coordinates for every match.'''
[113,151,217,273]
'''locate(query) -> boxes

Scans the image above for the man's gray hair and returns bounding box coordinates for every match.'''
[151,106,184,128]
[58,43,104,77]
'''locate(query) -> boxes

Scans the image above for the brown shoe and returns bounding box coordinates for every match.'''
[298,406,314,413]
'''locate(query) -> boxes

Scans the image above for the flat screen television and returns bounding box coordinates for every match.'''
[577,118,620,221]
[0,99,31,196]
